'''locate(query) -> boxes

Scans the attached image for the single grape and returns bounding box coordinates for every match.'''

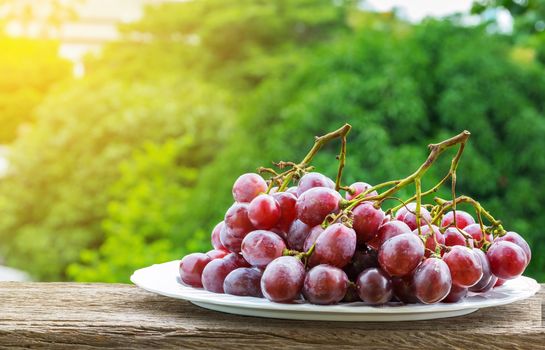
[342,283,361,302]
[248,194,281,230]
[261,256,305,303]
[222,203,255,252]
[309,223,357,268]
[296,187,341,226]
[356,268,393,305]
[286,186,299,197]
[352,203,385,244]
[220,224,245,254]
[391,275,419,304]
[367,220,412,250]
[396,203,433,231]
[469,248,495,292]
[206,249,229,260]
[378,233,424,277]
[201,258,238,293]
[441,210,475,229]
[343,247,378,281]
[413,258,452,304]
[232,173,268,203]
[345,182,378,200]
[223,267,263,297]
[211,221,227,251]
[487,241,527,280]
[272,192,297,232]
[494,278,506,287]
[179,253,212,288]
[464,224,492,249]
[296,172,335,196]
[494,231,531,265]
[394,205,410,221]
[241,230,286,268]
[223,252,251,268]
[303,264,348,305]
[286,219,311,251]
[443,284,468,303]
[443,246,483,287]
[413,225,445,258]
[303,225,324,252]
[480,274,499,292]
[444,227,474,248]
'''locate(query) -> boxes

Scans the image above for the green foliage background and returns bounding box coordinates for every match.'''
[0,0,544,282]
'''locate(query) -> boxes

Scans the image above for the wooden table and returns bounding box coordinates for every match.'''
[0,282,543,349]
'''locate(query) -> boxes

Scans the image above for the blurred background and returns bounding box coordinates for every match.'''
[0,0,544,283]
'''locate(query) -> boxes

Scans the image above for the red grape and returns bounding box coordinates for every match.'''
[248,194,281,229]
[469,248,495,292]
[345,182,378,200]
[413,258,452,304]
[286,219,311,251]
[201,258,238,293]
[368,220,412,250]
[232,173,268,203]
[223,252,251,268]
[222,203,255,252]
[303,264,348,305]
[495,231,531,264]
[378,233,424,277]
[481,274,499,292]
[261,256,305,303]
[397,203,432,231]
[352,203,385,244]
[356,268,393,305]
[296,187,341,226]
[223,267,263,297]
[443,246,483,287]
[303,225,324,252]
[392,275,419,303]
[241,230,286,268]
[413,224,445,258]
[441,210,475,229]
[296,172,335,196]
[487,241,527,280]
[272,192,297,232]
[179,253,211,288]
[494,278,506,287]
[444,227,474,248]
[443,284,468,303]
[206,249,229,260]
[343,247,378,281]
[211,221,227,251]
[464,224,492,248]
[309,223,356,268]
[286,186,299,197]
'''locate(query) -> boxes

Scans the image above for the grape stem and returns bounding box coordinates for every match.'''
[277,124,352,191]
[339,129,471,231]
[431,196,505,237]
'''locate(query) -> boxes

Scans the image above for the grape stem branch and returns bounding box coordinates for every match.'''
[277,124,352,191]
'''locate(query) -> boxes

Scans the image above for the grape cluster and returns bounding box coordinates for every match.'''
[179,126,531,306]
[179,171,531,305]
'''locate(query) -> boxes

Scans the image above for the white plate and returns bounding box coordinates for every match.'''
[131,260,540,321]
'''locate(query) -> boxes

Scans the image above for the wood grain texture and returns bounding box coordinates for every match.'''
[0,282,542,349]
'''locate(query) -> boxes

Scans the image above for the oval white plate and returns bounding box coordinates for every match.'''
[131,260,540,321]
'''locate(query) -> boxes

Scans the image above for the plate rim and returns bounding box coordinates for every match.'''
[131,260,541,315]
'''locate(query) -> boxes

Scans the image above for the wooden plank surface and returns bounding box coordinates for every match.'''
[0,282,542,349]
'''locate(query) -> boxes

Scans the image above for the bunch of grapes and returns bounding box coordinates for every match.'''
[178,125,531,305]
